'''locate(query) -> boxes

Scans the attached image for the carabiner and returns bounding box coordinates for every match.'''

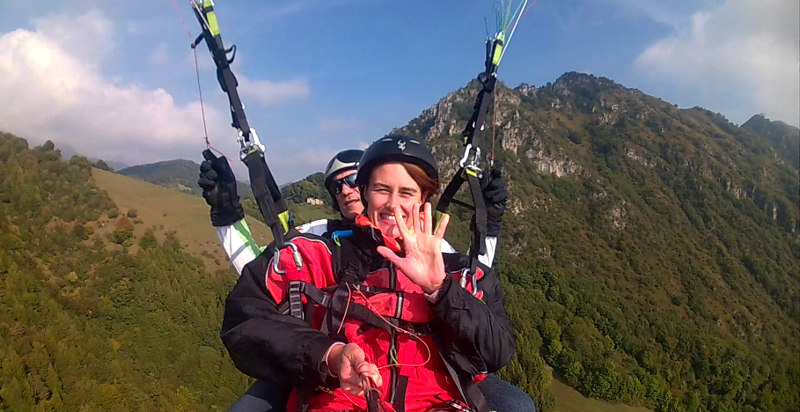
[271,242,302,274]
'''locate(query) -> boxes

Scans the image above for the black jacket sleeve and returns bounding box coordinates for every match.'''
[220,250,341,387]
[430,255,515,375]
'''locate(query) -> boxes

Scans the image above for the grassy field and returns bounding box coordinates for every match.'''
[92,168,272,276]
[551,378,652,412]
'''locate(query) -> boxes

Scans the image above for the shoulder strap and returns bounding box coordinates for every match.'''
[431,334,491,412]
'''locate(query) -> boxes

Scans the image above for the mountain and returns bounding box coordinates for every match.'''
[398,72,799,411]
[55,142,129,171]
[0,132,251,410]
[118,159,252,197]
[740,113,799,169]
[281,172,328,205]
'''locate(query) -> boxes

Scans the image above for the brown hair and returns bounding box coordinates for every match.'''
[402,163,440,201]
[358,161,441,211]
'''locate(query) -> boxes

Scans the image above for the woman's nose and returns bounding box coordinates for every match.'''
[386,192,400,208]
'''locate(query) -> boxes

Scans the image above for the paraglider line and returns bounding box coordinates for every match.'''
[170,0,228,159]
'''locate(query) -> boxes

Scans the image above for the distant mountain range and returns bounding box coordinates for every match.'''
[118,159,252,198]
[117,159,330,208]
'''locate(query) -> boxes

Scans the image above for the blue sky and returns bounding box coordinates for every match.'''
[0,0,797,183]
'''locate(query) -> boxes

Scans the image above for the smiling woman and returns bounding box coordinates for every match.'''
[355,134,440,240]
[364,162,429,240]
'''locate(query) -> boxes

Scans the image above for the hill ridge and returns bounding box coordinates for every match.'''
[397,72,799,410]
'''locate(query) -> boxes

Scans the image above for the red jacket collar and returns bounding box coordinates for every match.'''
[354,214,403,252]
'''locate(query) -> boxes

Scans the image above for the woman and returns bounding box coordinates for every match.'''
[221,134,516,411]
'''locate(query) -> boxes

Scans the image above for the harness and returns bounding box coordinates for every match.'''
[269,234,490,412]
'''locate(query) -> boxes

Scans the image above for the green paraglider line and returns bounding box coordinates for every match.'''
[493,0,535,68]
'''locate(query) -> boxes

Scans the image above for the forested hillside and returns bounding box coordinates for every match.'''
[0,133,249,410]
[400,72,800,411]
[281,172,328,205]
[119,159,252,198]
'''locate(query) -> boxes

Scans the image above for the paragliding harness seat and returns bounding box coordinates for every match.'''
[269,232,491,412]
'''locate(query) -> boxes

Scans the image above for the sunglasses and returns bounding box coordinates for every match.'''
[329,173,358,195]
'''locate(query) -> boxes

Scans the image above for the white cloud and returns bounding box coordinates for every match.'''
[0,12,228,166]
[238,75,310,106]
[634,0,799,126]
[603,0,707,28]
[32,10,114,67]
[0,9,316,173]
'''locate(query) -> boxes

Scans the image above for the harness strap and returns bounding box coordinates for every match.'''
[278,282,428,335]
[431,335,490,412]
[437,166,487,275]
[295,386,311,412]
[462,74,497,148]
[280,279,450,411]
[323,285,352,337]
[288,281,305,319]
[466,171,488,257]
[244,150,292,248]
[392,374,408,412]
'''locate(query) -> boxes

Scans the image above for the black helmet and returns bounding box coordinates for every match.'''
[356,134,438,187]
[324,149,363,210]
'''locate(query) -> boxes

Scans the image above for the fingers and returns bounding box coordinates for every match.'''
[199,160,214,173]
[213,155,233,174]
[197,176,216,188]
[338,346,361,395]
[411,202,421,234]
[340,372,363,396]
[392,205,412,240]
[341,364,381,396]
[434,212,449,238]
[423,202,433,234]
[202,149,217,161]
[357,362,382,388]
[377,246,403,267]
[338,343,382,396]
[198,161,218,188]
[203,167,219,181]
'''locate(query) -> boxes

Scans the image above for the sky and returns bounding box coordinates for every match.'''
[0,0,797,184]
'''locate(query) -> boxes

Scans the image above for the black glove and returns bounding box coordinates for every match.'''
[481,168,508,237]
[198,149,244,227]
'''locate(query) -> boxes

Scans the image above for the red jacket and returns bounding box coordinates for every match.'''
[222,224,514,411]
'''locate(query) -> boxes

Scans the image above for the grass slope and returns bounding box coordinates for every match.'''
[92,168,271,275]
[552,378,652,412]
